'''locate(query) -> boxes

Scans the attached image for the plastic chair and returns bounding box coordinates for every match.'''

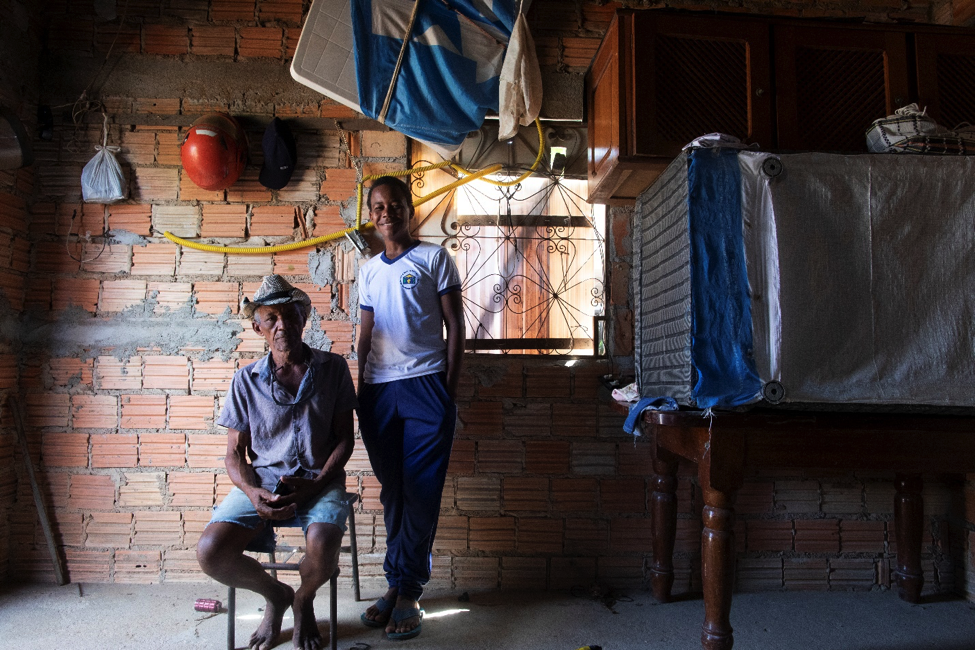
[227,493,360,650]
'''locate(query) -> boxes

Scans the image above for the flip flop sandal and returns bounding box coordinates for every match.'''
[386,607,423,641]
[360,597,394,628]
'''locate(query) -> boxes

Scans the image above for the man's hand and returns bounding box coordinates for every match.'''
[248,486,299,520]
[226,428,300,521]
[276,475,324,507]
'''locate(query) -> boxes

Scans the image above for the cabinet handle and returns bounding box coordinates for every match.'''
[755,88,765,97]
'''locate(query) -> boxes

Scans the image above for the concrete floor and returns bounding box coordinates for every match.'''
[1,581,975,650]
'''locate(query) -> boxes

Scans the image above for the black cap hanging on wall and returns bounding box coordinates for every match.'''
[0,107,34,170]
[259,117,298,190]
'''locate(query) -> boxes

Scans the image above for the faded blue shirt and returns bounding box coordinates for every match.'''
[216,345,358,491]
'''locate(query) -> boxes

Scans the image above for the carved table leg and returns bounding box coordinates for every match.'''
[650,451,679,603]
[700,480,736,650]
[893,473,924,603]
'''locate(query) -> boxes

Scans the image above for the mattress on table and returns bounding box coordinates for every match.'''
[634,148,975,411]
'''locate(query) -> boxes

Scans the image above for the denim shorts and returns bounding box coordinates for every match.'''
[208,480,349,551]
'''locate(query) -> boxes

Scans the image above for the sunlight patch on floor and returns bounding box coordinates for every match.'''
[422,608,470,619]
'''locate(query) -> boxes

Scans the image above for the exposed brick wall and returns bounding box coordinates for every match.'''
[0,0,47,585]
[4,0,375,585]
[0,0,972,599]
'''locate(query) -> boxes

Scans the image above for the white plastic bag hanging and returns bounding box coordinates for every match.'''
[81,114,127,203]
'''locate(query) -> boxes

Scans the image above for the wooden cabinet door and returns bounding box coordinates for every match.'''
[587,13,625,201]
[774,25,910,152]
[915,32,975,130]
[629,13,773,157]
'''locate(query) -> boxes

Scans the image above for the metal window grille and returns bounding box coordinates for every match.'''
[411,167,606,356]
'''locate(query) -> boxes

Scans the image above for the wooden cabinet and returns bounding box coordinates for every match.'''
[587,12,771,205]
[629,15,773,158]
[587,11,975,204]
[773,25,909,152]
[915,31,975,129]
[586,15,629,205]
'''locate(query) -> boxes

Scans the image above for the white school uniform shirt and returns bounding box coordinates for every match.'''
[358,240,462,384]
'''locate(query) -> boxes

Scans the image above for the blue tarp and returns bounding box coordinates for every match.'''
[351,0,514,149]
[687,149,762,408]
[622,396,679,436]
[448,0,516,36]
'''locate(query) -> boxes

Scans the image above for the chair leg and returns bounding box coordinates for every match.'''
[227,586,236,650]
[347,506,361,602]
[329,570,338,650]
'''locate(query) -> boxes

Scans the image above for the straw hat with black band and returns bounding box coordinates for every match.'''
[241,274,312,319]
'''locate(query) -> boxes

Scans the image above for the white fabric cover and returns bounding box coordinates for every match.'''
[498,12,542,141]
[739,151,975,407]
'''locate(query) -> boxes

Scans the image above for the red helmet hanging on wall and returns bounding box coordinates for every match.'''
[180,113,248,190]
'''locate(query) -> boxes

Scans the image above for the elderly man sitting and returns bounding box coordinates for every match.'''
[197,275,357,650]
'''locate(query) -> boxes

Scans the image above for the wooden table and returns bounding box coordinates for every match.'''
[642,408,975,650]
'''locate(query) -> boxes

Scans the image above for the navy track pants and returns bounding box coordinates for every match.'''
[357,372,456,600]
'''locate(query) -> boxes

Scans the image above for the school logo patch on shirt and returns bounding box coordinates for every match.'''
[400,270,418,289]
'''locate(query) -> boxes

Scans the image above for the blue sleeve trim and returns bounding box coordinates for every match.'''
[438,284,462,297]
[360,304,374,312]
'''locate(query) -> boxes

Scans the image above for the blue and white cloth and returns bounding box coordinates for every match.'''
[350,0,517,150]
[686,148,763,409]
[622,396,679,436]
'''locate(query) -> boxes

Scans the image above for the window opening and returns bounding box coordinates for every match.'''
[410,136,606,355]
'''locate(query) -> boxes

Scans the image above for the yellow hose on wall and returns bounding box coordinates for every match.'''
[163,223,373,255]
[164,119,544,255]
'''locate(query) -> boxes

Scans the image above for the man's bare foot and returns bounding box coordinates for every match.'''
[249,581,295,650]
[362,587,398,626]
[385,596,421,636]
[293,592,323,650]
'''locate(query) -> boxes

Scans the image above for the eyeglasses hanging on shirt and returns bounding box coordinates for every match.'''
[268,362,316,407]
